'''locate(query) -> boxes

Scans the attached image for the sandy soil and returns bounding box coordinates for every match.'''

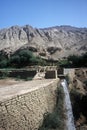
[0,78,24,86]
[0,78,56,102]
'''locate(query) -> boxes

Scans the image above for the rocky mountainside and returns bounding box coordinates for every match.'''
[0,25,87,60]
[69,68,87,130]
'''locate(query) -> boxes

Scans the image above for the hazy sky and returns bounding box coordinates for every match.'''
[0,0,87,29]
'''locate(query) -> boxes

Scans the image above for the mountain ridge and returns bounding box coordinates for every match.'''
[0,25,87,60]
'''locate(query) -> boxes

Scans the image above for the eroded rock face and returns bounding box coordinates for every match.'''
[69,68,87,130]
[0,25,87,59]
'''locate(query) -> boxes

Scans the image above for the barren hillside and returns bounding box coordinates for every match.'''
[0,25,87,60]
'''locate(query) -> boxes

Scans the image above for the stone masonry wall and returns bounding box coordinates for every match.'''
[45,70,57,79]
[0,70,37,79]
[0,80,58,130]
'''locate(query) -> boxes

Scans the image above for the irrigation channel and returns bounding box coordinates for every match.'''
[61,79,76,130]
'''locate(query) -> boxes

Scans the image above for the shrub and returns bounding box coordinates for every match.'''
[18,50,33,57]
[0,71,9,79]
[58,59,70,67]
[24,77,33,81]
[0,59,8,68]
[15,75,21,81]
[38,85,65,130]
[65,74,70,84]
[9,50,37,67]
[68,52,87,67]
[9,55,20,67]
[30,57,39,65]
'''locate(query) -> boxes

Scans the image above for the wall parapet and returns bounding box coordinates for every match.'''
[0,79,58,130]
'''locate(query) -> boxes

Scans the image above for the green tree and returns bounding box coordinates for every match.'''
[9,55,20,67]
[0,59,8,68]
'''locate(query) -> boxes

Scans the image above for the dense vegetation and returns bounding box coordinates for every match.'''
[0,50,87,68]
[0,50,46,68]
[38,85,65,130]
[59,52,87,68]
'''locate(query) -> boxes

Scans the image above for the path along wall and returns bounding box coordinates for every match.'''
[0,79,58,130]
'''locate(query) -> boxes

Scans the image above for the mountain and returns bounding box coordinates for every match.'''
[0,25,87,60]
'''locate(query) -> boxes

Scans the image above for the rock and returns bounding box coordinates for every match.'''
[76,125,87,130]
[76,113,86,126]
[70,69,87,129]
[0,25,87,59]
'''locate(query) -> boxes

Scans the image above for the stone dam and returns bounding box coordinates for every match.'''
[0,79,58,130]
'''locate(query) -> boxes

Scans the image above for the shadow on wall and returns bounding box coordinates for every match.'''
[9,70,36,79]
[0,70,37,80]
[45,70,57,79]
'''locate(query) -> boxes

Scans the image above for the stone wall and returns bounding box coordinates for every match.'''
[64,68,75,81]
[0,70,37,79]
[0,80,58,130]
[45,70,57,79]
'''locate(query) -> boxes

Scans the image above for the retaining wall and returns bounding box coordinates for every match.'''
[0,79,58,130]
[45,70,57,79]
[0,70,37,79]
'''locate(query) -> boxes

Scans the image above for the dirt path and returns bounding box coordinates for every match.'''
[0,79,57,102]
